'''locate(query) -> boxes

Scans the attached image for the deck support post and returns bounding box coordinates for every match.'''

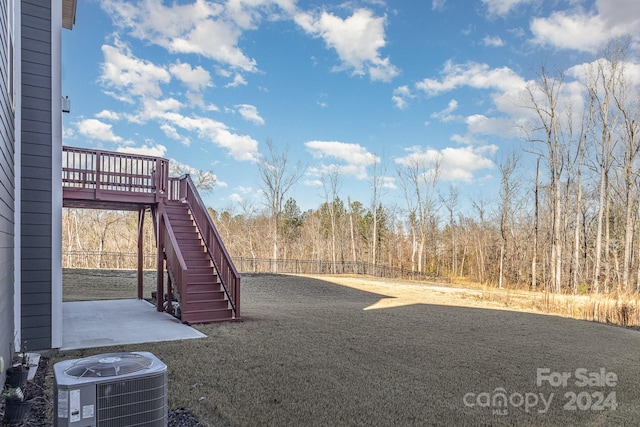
[137,207,145,299]
[156,202,165,312]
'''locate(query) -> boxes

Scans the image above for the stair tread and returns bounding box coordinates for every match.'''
[183,308,233,315]
[187,290,225,296]
[183,317,236,325]
[175,241,203,247]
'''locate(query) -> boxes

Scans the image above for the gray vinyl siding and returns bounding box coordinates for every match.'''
[21,0,52,350]
[0,0,15,384]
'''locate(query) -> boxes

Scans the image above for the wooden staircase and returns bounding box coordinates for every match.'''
[164,201,234,323]
[62,147,240,323]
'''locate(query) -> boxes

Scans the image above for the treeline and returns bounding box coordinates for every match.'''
[63,44,640,295]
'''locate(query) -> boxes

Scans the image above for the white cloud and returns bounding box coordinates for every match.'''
[140,98,183,119]
[411,58,584,147]
[224,73,248,88]
[160,123,190,146]
[303,178,324,187]
[95,110,121,120]
[117,143,167,158]
[235,104,265,125]
[229,193,244,203]
[169,61,212,92]
[305,141,378,166]
[392,85,414,109]
[236,185,254,194]
[76,119,123,143]
[228,186,251,202]
[481,0,535,17]
[63,127,75,139]
[432,0,446,12]
[530,0,640,53]
[395,145,496,182]
[101,0,266,72]
[294,8,399,82]
[431,99,459,122]
[507,27,525,38]
[212,128,260,162]
[395,145,441,168]
[465,114,523,138]
[100,42,171,100]
[153,111,260,162]
[566,58,640,90]
[305,140,379,179]
[381,176,396,190]
[438,145,496,181]
[415,60,560,141]
[482,35,505,47]
[185,92,205,107]
[416,60,526,97]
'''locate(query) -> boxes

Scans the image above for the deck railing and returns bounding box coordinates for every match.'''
[162,211,189,312]
[169,175,241,318]
[62,146,169,202]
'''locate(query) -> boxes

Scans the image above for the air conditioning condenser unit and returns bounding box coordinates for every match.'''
[53,351,168,426]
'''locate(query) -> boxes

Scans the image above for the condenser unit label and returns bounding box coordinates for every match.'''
[70,389,81,422]
[83,404,95,419]
[57,389,69,418]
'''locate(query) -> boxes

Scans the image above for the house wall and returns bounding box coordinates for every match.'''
[20,0,52,350]
[0,0,16,380]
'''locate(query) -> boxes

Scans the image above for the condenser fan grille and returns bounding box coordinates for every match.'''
[97,371,167,425]
[63,352,154,378]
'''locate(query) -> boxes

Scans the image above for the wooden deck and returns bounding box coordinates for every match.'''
[61,146,241,323]
[62,146,169,210]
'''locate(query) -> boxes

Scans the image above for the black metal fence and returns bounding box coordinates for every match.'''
[63,251,157,270]
[62,251,451,284]
[234,257,451,283]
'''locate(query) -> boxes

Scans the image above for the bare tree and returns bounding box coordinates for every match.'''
[608,48,640,291]
[570,110,589,294]
[532,157,540,291]
[497,152,520,289]
[525,67,566,293]
[586,55,620,293]
[169,161,218,194]
[440,185,459,276]
[321,165,341,274]
[368,154,388,268]
[471,197,490,283]
[396,155,440,273]
[348,196,357,264]
[258,139,304,273]
[88,210,125,268]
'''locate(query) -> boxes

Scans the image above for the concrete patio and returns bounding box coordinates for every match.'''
[61,299,206,351]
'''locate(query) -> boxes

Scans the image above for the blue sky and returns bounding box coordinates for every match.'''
[61,0,640,214]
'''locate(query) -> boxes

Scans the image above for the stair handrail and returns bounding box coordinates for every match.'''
[162,211,189,312]
[178,174,240,318]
